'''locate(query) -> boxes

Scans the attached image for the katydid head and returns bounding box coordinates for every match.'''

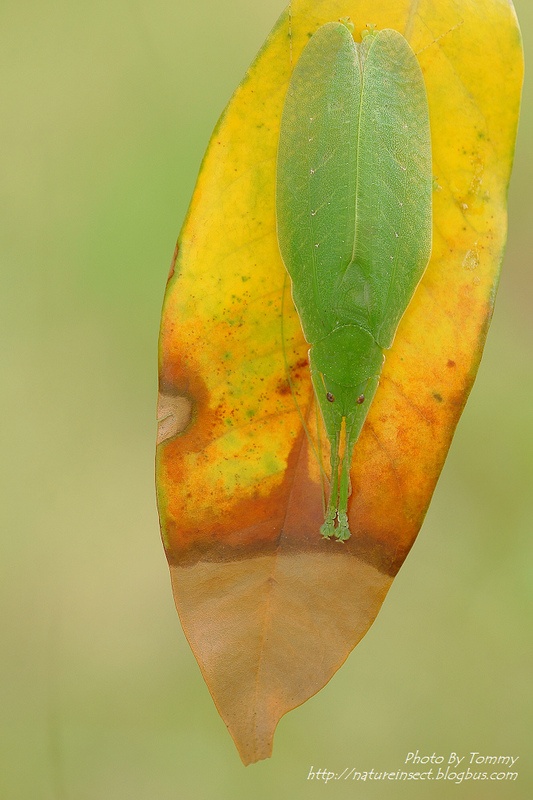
[311,326,383,399]
[314,371,374,426]
[310,325,383,444]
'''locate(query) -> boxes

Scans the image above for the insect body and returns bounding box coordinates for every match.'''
[276,22,432,540]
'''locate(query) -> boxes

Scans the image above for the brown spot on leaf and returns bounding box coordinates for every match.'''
[167,241,179,282]
[157,390,193,444]
[276,378,291,396]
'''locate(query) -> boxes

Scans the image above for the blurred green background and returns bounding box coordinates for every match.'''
[1,1,531,797]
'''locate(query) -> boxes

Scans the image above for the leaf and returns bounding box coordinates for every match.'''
[156,0,523,765]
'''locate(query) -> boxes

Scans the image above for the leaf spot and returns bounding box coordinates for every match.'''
[157,392,193,444]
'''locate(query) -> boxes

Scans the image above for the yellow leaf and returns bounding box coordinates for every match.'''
[156,0,523,764]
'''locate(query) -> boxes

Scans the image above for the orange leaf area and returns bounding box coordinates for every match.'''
[156,0,522,764]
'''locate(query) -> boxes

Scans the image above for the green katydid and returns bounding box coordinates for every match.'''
[276,21,432,541]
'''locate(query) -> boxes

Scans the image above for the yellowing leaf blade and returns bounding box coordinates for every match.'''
[156,0,523,763]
